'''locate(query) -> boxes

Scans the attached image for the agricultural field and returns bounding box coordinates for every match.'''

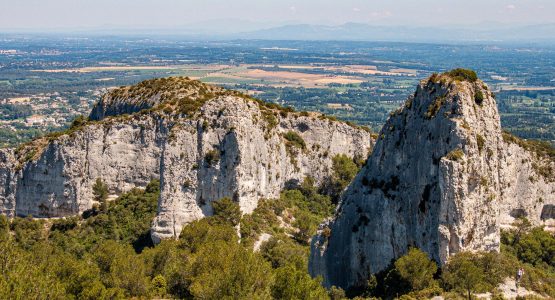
[0,36,554,147]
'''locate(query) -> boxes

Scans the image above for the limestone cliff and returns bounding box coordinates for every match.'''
[0,77,373,243]
[309,71,555,289]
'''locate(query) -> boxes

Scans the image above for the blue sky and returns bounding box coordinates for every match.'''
[1,0,554,31]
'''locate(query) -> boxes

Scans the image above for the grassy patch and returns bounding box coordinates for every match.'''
[445,148,464,161]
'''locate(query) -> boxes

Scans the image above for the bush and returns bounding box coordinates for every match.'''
[283,131,306,149]
[50,217,78,232]
[204,148,221,166]
[394,248,438,291]
[442,252,485,300]
[70,115,88,129]
[503,223,555,268]
[92,178,108,204]
[211,197,241,227]
[475,90,485,105]
[0,215,9,240]
[186,240,274,299]
[477,134,485,153]
[332,154,359,185]
[272,264,330,300]
[93,240,150,297]
[445,68,478,82]
[320,154,360,202]
[179,219,238,252]
[260,236,308,269]
[445,148,464,161]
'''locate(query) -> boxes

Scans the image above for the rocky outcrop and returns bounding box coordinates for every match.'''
[89,77,223,121]
[151,95,372,243]
[309,71,555,289]
[0,77,373,243]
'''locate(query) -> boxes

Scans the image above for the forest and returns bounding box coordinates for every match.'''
[0,155,553,299]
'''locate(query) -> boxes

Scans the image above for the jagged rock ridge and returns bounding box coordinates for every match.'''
[309,71,555,289]
[0,77,374,243]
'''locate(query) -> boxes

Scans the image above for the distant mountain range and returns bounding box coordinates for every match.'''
[233,22,555,44]
[6,21,555,44]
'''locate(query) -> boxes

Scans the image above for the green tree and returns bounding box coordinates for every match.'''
[272,264,330,300]
[514,227,555,267]
[93,240,150,297]
[211,197,242,227]
[293,211,318,244]
[150,274,168,297]
[187,240,274,299]
[511,217,532,246]
[329,285,347,300]
[179,219,238,252]
[394,248,438,291]
[260,235,308,269]
[321,154,360,202]
[442,252,484,300]
[332,154,359,185]
[93,177,109,210]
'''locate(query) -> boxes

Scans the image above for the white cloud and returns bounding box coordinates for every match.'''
[353,7,361,12]
[289,6,297,14]
[506,4,516,10]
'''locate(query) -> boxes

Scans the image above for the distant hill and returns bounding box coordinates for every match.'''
[234,22,555,44]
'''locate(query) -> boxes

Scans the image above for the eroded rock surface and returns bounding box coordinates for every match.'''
[0,77,373,244]
[309,72,555,289]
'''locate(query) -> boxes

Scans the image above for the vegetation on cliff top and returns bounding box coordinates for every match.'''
[444,68,479,82]
[9,76,370,166]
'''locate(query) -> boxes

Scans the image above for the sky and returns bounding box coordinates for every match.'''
[0,0,554,32]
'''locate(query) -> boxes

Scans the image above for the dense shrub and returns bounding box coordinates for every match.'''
[445,68,478,82]
[272,264,330,300]
[211,197,242,227]
[394,248,438,291]
[320,154,361,202]
[92,177,108,204]
[3,173,553,299]
[283,131,306,149]
[501,219,555,268]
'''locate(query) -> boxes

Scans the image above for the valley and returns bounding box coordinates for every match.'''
[1,37,554,148]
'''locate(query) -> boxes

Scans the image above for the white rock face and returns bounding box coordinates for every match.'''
[0,78,373,244]
[0,116,165,217]
[309,75,555,289]
[151,95,373,243]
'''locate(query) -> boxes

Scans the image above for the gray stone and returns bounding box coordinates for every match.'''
[309,74,555,289]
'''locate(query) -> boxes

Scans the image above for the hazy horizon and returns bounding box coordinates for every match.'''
[1,0,555,33]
